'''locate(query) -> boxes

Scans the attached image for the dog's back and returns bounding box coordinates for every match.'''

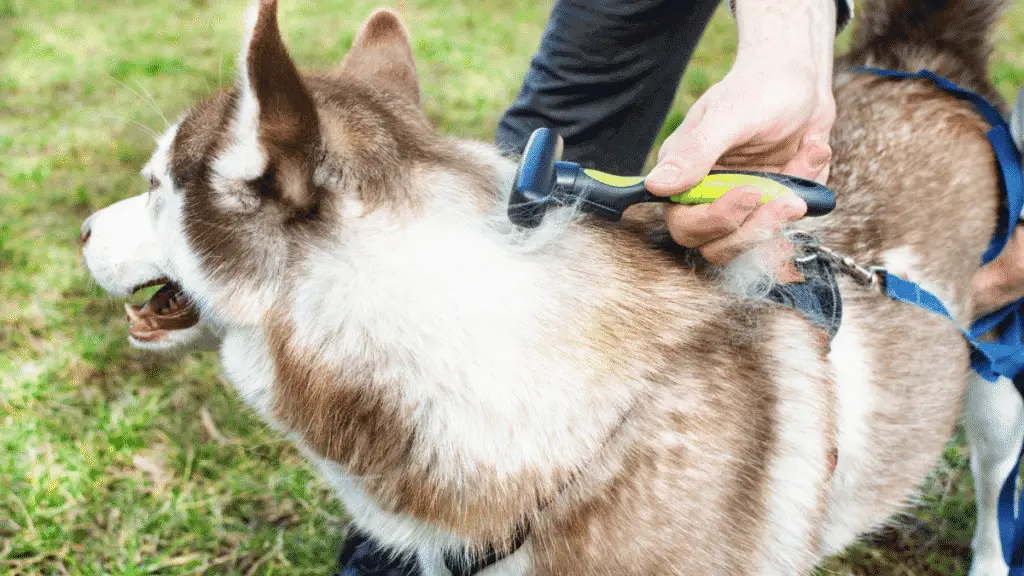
[527,0,1007,573]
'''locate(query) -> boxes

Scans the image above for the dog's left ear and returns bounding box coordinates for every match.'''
[219,0,320,210]
[340,9,421,106]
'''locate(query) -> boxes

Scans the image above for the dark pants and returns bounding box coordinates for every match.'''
[495,0,721,174]
[336,2,719,574]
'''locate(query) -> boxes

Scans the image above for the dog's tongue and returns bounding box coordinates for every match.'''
[125,283,199,341]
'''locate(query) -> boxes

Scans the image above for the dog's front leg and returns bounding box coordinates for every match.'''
[964,373,1024,576]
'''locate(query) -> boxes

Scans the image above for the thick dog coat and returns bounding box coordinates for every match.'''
[81,0,1024,574]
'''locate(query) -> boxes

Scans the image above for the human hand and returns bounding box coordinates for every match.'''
[646,0,837,280]
[972,224,1024,317]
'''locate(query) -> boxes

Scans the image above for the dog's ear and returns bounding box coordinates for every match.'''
[217,0,320,210]
[340,9,421,106]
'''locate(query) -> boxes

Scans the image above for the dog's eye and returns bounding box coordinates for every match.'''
[149,176,159,191]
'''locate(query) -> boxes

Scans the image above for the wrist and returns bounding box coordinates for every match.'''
[729,0,851,35]
[734,0,837,103]
[734,0,836,66]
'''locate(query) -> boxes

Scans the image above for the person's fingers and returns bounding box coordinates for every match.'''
[698,198,804,265]
[972,223,1024,316]
[814,162,831,184]
[664,186,763,248]
[784,99,836,183]
[772,243,804,284]
[647,103,742,196]
[781,134,833,183]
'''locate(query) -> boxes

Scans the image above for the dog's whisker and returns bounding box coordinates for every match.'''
[130,78,171,129]
[103,71,169,131]
[99,113,160,141]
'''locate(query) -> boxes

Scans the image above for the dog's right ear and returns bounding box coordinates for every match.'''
[214,0,321,211]
[340,9,421,106]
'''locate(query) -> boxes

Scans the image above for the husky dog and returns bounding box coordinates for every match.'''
[80,0,1024,573]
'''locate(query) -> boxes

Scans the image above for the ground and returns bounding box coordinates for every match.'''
[3,0,1024,574]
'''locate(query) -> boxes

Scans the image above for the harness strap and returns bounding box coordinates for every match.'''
[767,234,844,341]
[855,67,1024,264]
[854,66,1024,573]
[443,524,531,576]
[880,271,1024,380]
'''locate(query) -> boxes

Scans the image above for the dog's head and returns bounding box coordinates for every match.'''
[82,1,482,351]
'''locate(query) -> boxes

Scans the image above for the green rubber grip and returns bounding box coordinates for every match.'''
[668,170,835,217]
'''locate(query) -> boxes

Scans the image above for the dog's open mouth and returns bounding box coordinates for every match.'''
[124,280,200,342]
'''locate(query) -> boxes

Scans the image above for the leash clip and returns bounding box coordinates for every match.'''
[786,231,884,288]
[814,244,885,288]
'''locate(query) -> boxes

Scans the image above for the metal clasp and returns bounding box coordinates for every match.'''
[785,231,885,288]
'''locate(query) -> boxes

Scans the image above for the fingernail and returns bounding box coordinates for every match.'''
[648,163,682,186]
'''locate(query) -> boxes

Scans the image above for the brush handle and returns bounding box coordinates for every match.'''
[669,170,836,217]
[579,168,836,218]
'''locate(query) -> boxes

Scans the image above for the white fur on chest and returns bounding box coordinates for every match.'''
[214,202,622,570]
[285,206,636,479]
[220,316,536,570]
[219,329,278,421]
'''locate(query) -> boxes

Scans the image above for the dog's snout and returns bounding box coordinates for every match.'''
[80,217,93,246]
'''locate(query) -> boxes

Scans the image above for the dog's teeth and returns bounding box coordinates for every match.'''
[124,303,143,324]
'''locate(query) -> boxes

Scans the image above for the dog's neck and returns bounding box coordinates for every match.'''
[240,147,664,544]
[284,148,641,444]
[211,137,740,545]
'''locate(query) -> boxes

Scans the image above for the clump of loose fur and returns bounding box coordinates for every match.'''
[497,202,591,254]
[715,246,777,300]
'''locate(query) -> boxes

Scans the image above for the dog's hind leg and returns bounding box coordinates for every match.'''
[964,373,1024,576]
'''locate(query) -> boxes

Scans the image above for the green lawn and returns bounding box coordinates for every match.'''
[3,0,1024,574]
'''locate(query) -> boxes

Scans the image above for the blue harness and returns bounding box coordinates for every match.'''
[855,66,1024,573]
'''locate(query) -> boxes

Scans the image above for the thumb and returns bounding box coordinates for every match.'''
[647,103,739,196]
[781,133,833,184]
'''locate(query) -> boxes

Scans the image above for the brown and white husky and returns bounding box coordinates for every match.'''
[80,0,1024,573]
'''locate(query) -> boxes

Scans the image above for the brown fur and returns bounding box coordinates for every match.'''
[340,8,422,107]
[804,71,999,535]
[164,0,1008,572]
[843,0,1008,106]
[524,308,835,575]
[173,76,493,288]
[246,0,321,210]
[267,311,576,552]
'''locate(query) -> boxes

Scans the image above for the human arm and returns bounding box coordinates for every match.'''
[646,0,846,277]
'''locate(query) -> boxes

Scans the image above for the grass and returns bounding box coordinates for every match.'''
[3,0,1024,574]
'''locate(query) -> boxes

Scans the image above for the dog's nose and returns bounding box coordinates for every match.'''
[80,217,93,246]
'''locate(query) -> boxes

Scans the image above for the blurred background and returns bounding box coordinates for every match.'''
[3,0,1024,574]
